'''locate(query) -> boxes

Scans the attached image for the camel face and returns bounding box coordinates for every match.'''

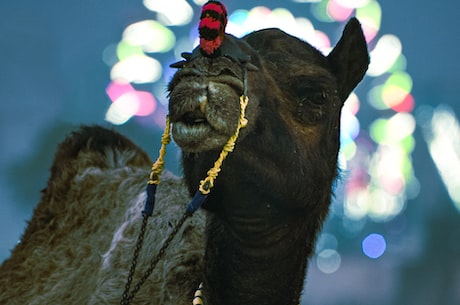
[168,55,252,153]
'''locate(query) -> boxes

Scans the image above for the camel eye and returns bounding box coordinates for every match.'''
[295,89,328,106]
[308,90,329,105]
[294,89,329,123]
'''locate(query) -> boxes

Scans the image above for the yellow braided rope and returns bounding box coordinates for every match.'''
[147,95,248,192]
[148,115,171,185]
[199,95,248,194]
[192,283,204,305]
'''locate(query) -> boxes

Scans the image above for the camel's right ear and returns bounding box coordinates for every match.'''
[327,18,369,102]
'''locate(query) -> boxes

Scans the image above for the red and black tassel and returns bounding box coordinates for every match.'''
[199,1,228,56]
[170,0,252,68]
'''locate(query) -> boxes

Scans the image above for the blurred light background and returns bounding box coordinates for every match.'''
[1,0,459,304]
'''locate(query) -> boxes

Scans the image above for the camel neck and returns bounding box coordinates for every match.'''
[204,210,307,305]
[201,192,311,305]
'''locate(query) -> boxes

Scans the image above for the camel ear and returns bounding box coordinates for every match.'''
[327,18,369,102]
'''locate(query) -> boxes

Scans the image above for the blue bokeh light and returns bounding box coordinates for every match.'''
[362,233,386,258]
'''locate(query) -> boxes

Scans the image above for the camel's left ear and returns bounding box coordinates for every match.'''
[327,18,369,102]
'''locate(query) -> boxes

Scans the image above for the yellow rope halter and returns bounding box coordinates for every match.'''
[199,94,248,194]
[192,283,204,305]
[148,115,171,185]
[148,94,249,194]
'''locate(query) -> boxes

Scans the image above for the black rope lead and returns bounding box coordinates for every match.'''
[120,191,208,305]
[120,212,192,305]
[120,214,149,305]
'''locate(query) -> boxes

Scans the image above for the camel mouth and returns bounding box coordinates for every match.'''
[173,103,217,149]
[172,120,221,152]
[169,79,244,153]
[171,117,230,153]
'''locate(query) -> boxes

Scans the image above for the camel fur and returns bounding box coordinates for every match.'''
[0,127,205,304]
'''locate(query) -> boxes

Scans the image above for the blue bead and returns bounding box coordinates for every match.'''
[142,183,157,216]
[186,191,208,214]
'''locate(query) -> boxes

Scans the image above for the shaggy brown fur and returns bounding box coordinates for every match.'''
[0,126,205,304]
[0,18,368,305]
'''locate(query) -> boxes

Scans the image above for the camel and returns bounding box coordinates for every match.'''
[0,1,369,304]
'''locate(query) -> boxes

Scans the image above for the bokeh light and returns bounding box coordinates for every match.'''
[381,72,413,110]
[341,94,361,147]
[110,55,162,84]
[355,0,381,42]
[143,0,193,26]
[367,34,402,77]
[226,6,331,52]
[311,0,335,22]
[370,113,416,145]
[192,0,208,5]
[316,249,342,274]
[105,81,157,125]
[336,0,371,8]
[315,233,339,253]
[123,20,175,53]
[419,106,460,212]
[362,233,386,258]
[327,0,354,22]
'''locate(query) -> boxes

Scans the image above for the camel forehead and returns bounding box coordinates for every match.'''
[244,28,328,65]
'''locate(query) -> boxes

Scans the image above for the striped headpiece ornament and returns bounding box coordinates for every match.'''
[199,0,228,56]
[170,1,252,68]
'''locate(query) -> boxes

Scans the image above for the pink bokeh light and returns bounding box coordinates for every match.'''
[106,81,157,117]
[327,0,354,22]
